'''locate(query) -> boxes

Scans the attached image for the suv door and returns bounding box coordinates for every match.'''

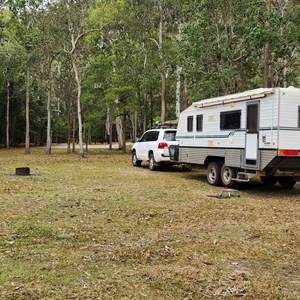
[138,131,159,160]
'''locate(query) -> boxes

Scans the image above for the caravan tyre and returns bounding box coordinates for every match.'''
[207,162,222,186]
[277,177,296,189]
[221,165,237,188]
[260,176,277,186]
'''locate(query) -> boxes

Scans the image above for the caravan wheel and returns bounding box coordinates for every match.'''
[221,165,237,188]
[207,162,222,186]
[277,177,296,189]
[260,176,277,186]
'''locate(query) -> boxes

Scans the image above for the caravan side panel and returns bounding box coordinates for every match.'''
[225,149,243,167]
[260,150,278,170]
[179,147,242,167]
[259,91,279,150]
[278,88,300,150]
[176,102,246,150]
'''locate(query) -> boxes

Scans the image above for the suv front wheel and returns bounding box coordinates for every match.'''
[132,151,141,167]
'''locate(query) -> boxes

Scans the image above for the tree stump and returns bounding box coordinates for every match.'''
[16,167,30,176]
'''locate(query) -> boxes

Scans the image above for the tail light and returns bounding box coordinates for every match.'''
[278,149,299,156]
[158,142,168,149]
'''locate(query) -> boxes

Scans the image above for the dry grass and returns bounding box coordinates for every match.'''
[0,147,300,299]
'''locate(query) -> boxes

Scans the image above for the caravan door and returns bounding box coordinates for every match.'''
[245,102,259,167]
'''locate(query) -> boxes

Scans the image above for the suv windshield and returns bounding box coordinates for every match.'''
[163,131,176,141]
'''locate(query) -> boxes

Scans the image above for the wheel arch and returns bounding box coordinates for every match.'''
[148,150,154,159]
[204,156,224,167]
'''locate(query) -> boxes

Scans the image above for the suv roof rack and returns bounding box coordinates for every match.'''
[154,120,178,129]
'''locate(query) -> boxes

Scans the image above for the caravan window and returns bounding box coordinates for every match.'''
[187,116,193,132]
[220,110,241,130]
[196,115,203,132]
[298,107,300,127]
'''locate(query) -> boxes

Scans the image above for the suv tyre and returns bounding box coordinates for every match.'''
[149,153,157,171]
[132,151,141,167]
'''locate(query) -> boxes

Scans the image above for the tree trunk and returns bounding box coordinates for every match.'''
[66,75,73,153]
[88,125,91,144]
[263,42,270,88]
[283,58,287,88]
[116,115,124,150]
[45,55,53,155]
[6,80,10,149]
[176,66,182,119]
[85,127,88,153]
[183,73,188,110]
[263,0,272,88]
[72,108,76,152]
[150,91,154,128]
[143,92,148,132]
[175,21,183,119]
[133,111,137,142]
[160,73,166,122]
[213,15,227,94]
[106,107,113,150]
[122,113,126,153]
[67,106,71,153]
[66,1,86,158]
[25,66,30,155]
[71,50,84,158]
[109,115,113,150]
[159,5,166,122]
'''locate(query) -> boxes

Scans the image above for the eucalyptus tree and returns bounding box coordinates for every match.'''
[123,0,183,127]
[179,0,300,99]
[266,0,300,87]
[0,44,17,148]
[133,0,175,123]
[3,0,45,154]
[62,0,101,158]
[0,8,14,148]
[123,1,159,132]
[179,0,268,100]
[55,57,76,153]
[35,1,67,155]
[86,0,138,150]
[263,0,272,87]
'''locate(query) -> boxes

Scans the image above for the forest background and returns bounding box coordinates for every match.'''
[1,0,300,157]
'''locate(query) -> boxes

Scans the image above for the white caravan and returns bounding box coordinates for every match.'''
[172,87,300,188]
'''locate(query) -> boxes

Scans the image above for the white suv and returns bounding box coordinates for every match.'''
[131,128,178,170]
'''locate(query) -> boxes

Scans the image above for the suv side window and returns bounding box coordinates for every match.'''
[140,131,159,142]
[150,131,159,141]
[163,131,176,141]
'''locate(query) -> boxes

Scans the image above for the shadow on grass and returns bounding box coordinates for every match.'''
[138,164,187,173]
[165,167,300,197]
[133,163,300,197]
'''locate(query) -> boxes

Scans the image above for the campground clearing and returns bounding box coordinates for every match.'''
[0,148,299,299]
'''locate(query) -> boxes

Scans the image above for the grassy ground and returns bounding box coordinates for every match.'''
[0,147,300,300]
